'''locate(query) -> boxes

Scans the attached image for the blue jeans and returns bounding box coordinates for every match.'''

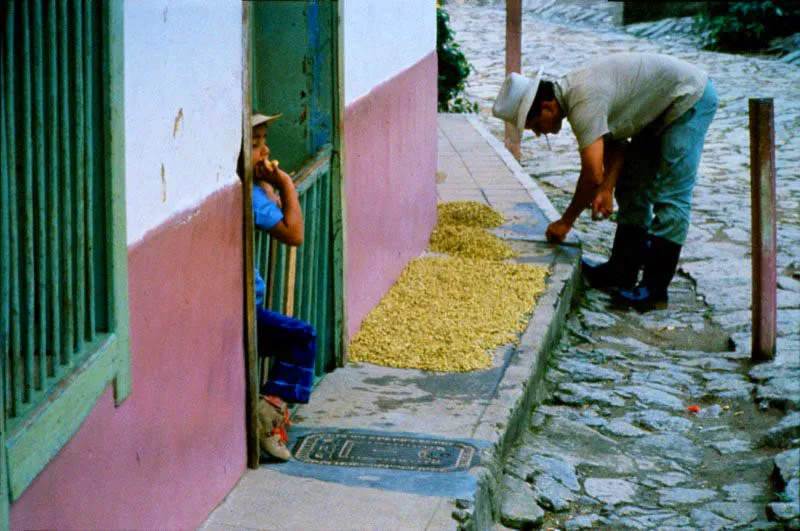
[257,308,316,403]
[616,80,718,245]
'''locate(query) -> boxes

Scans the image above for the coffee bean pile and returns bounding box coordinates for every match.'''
[349,202,548,372]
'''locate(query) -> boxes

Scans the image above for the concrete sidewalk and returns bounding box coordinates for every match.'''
[201,114,581,531]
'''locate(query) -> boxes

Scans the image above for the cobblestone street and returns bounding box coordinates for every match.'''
[443,1,800,528]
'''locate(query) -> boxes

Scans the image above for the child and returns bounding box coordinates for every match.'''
[238,112,307,461]
[237,113,304,307]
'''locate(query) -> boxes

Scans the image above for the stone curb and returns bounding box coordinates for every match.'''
[461,115,583,529]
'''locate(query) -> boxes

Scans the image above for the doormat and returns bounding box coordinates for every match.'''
[292,432,478,472]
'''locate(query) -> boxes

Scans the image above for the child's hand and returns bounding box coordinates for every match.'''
[254,157,279,182]
[262,166,293,191]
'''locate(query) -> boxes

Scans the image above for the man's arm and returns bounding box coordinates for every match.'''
[260,165,304,246]
[591,137,627,219]
[601,137,626,191]
[545,138,604,242]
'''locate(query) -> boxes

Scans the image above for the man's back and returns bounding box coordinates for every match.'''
[556,53,708,149]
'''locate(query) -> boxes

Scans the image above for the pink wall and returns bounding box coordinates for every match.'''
[10,185,247,530]
[344,51,438,338]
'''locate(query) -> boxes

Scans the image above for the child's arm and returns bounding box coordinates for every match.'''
[258,181,282,209]
[261,165,303,246]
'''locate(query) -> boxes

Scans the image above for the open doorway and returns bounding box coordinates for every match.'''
[243,0,345,465]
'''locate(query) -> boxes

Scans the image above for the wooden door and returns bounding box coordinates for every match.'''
[250,0,344,382]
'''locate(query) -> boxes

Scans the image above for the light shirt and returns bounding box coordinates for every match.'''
[253,184,284,307]
[554,53,708,150]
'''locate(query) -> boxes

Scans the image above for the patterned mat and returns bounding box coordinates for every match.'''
[292,432,479,472]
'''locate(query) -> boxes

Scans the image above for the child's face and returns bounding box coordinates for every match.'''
[252,124,269,168]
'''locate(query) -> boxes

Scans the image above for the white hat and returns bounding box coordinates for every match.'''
[252,113,282,127]
[492,67,544,135]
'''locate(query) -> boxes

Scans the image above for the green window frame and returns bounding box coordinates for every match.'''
[0,0,128,522]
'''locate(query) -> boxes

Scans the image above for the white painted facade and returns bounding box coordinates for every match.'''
[342,0,436,105]
[124,0,242,246]
[123,0,436,244]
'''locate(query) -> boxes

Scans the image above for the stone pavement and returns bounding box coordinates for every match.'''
[202,115,581,530]
[442,0,800,528]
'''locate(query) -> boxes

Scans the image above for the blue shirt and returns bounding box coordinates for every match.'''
[253,185,284,307]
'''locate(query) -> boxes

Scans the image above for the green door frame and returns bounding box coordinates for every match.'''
[333,0,349,366]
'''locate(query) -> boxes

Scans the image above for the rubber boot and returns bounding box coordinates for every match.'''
[613,235,682,312]
[582,224,649,290]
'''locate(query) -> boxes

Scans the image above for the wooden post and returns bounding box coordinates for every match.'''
[505,0,521,160]
[241,1,261,468]
[284,247,298,317]
[749,98,777,362]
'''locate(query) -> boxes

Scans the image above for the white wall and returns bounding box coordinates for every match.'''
[124,0,242,246]
[343,0,436,105]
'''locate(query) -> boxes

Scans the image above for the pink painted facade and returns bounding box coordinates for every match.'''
[344,52,439,338]
[9,185,247,530]
[7,9,437,527]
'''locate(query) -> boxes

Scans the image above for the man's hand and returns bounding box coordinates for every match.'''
[591,189,613,221]
[545,218,572,244]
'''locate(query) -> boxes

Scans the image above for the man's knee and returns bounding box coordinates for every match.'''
[650,206,690,245]
[615,182,652,227]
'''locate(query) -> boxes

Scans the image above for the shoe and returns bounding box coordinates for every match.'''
[257,396,292,459]
[262,433,291,461]
[582,224,648,290]
[614,235,682,313]
[613,285,668,312]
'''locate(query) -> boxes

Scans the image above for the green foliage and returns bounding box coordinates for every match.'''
[693,1,800,52]
[437,5,479,113]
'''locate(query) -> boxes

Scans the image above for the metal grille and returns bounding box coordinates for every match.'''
[255,145,335,377]
[1,0,111,426]
[293,432,479,472]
